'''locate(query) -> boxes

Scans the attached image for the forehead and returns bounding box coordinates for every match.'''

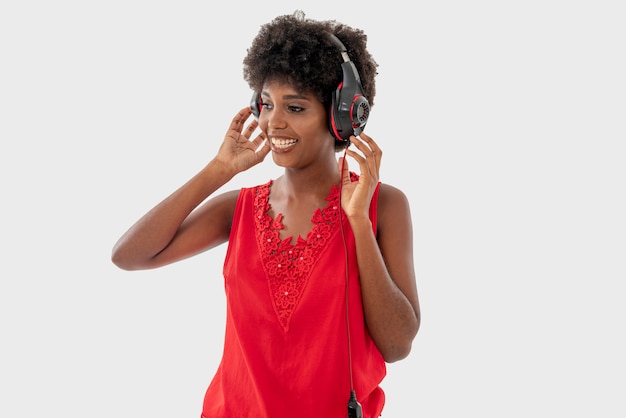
[261,80,316,101]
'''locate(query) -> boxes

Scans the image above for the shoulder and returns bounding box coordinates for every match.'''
[236,180,273,204]
[377,183,411,211]
[241,179,273,193]
[375,182,413,233]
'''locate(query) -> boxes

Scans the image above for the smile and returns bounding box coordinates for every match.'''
[271,138,298,149]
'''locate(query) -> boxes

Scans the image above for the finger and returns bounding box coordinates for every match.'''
[348,136,377,171]
[351,133,380,157]
[345,148,366,167]
[358,132,382,159]
[250,131,267,150]
[362,133,382,172]
[337,156,351,184]
[347,144,380,182]
[352,133,382,172]
[230,107,253,132]
[349,135,371,156]
[255,136,272,161]
[243,119,259,139]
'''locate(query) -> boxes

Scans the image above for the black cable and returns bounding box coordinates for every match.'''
[338,149,363,418]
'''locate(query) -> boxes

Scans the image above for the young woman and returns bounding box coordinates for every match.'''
[112,10,420,418]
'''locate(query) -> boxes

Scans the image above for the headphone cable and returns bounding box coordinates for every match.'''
[338,149,363,418]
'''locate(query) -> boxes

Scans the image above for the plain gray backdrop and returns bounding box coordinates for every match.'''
[1,1,624,417]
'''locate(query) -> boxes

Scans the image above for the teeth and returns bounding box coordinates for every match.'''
[271,138,297,149]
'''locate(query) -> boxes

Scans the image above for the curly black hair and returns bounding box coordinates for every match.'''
[243,10,378,148]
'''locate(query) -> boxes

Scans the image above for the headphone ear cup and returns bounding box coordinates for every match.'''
[350,95,370,136]
[250,92,261,120]
[329,87,347,141]
[329,81,370,141]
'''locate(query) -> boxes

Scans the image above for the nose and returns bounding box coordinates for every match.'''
[266,107,288,130]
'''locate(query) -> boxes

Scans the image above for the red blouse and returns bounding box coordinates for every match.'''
[201,178,386,418]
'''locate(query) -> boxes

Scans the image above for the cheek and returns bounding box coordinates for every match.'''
[258,116,269,132]
[310,111,330,133]
[318,118,334,140]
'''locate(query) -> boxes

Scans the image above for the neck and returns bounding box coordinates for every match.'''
[278,166,340,198]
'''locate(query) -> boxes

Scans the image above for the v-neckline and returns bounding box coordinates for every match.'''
[252,179,343,331]
[264,179,340,248]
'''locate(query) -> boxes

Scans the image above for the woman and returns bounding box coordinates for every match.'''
[112,10,420,418]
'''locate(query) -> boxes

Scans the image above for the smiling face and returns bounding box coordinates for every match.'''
[257,80,337,170]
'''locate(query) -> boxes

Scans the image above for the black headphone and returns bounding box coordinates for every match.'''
[249,34,370,142]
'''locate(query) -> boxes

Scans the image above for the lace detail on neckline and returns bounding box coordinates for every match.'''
[254,180,342,332]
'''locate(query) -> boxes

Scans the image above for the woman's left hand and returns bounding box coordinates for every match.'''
[337,132,382,220]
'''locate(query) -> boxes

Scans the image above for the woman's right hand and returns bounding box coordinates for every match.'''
[214,107,271,175]
[111,106,270,271]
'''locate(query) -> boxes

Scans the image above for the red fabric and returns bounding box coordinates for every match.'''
[201,177,386,418]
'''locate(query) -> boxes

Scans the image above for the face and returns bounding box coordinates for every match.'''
[257,80,336,168]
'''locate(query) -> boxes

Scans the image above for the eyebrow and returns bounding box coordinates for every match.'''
[260,91,312,101]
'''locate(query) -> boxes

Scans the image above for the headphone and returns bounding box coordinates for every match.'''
[249,34,370,142]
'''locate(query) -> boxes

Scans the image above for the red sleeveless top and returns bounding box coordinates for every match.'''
[201,178,386,418]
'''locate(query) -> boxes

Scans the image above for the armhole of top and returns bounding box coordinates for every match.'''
[369,182,381,237]
[223,187,247,269]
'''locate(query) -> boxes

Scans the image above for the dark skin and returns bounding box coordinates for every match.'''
[112,80,420,362]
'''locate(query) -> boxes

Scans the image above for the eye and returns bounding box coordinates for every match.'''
[261,101,274,110]
[287,105,304,113]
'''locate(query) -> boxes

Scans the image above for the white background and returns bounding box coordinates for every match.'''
[1,1,624,417]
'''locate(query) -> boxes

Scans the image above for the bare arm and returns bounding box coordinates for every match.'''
[111,107,270,270]
[350,185,420,362]
[339,134,420,362]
